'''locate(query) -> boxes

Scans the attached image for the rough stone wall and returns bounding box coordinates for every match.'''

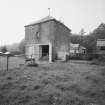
[40,21,55,43]
[25,21,55,44]
[25,44,40,60]
[25,25,39,44]
[25,20,71,61]
[25,21,55,60]
[54,21,70,59]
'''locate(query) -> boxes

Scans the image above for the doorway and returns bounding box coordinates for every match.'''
[40,45,49,61]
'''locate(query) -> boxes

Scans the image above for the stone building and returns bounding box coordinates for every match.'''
[25,16,71,62]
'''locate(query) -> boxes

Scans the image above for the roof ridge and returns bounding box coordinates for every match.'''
[25,16,55,26]
[24,16,71,31]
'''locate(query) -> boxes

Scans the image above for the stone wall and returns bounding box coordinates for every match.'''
[54,21,70,60]
[25,21,55,44]
[25,20,71,61]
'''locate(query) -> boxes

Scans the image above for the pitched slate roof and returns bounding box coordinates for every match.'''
[25,16,55,27]
[25,16,71,31]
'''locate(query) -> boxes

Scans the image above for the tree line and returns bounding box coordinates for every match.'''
[70,23,105,53]
[0,39,25,54]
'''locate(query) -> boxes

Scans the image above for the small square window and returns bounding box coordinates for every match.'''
[36,32,39,39]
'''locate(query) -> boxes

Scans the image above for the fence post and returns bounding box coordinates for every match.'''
[0,56,1,68]
[7,56,9,71]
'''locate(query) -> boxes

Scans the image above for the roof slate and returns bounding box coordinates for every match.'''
[25,16,71,31]
[25,16,55,26]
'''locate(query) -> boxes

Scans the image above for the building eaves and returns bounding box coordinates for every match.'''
[24,16,71,31]
[25,16,55,27]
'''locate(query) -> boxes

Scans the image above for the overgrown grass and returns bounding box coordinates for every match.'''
[0,58,105,105]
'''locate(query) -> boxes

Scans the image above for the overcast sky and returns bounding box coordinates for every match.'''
[0,0,105,45]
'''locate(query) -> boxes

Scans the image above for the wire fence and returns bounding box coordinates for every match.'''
[0,56,25,70]
[0,52,105,70]
[0,53,49,70]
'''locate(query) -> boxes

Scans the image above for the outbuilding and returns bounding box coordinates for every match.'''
[96,39,105,54]
[25,16,71,62]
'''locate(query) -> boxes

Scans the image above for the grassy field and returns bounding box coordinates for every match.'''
[0,57,105,105]
[0,56,25,70]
